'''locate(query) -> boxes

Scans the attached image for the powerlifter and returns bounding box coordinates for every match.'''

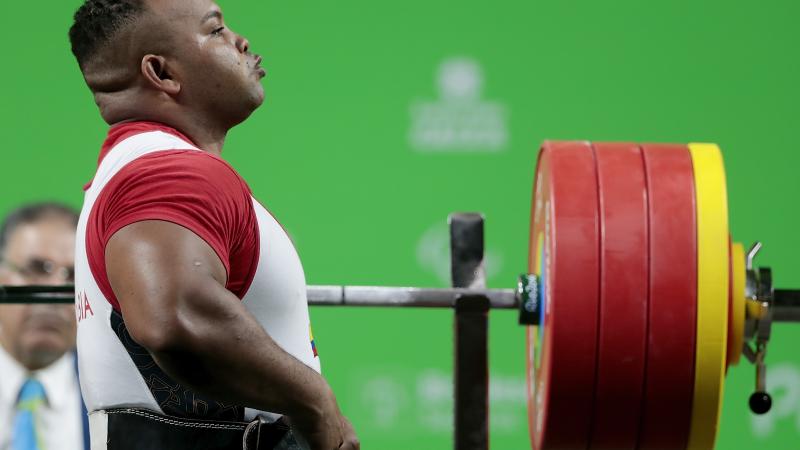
[68,1,359,449]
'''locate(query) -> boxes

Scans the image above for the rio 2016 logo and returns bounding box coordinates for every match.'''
[409,57,508,153]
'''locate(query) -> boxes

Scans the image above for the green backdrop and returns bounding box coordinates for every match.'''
[3,0,799,448]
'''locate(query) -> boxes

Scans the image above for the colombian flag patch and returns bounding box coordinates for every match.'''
[310,326,318,357]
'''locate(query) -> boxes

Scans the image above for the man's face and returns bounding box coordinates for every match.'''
[0,218,76,370]
[149,0,266,124]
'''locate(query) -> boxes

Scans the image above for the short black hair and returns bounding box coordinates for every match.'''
[0,203,80,260]
[69,0,146,68]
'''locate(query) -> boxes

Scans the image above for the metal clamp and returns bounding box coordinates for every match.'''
[742,242,774,414]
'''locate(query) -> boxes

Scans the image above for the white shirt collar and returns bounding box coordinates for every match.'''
[0,344,25,406]
[0,344,76,409]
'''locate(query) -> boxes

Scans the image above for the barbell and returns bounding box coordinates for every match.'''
[2,141,799,450]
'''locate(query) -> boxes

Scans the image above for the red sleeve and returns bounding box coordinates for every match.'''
[86,150,259,311]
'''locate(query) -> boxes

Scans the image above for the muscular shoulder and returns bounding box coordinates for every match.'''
[113,150,250,195]
[87,150,259,306]
[96,150,253,224]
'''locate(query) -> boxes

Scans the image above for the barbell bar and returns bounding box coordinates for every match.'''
[0,284,518,308]
[2,283,799,319]
[4,283,800,318]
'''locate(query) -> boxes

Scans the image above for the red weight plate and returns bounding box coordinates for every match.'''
[589,143,649,450]
[526,141,600,450]
[637,144,697,450]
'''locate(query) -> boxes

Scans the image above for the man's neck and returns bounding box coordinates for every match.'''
[0,334,32,372]
[165,114,228,157]
[99,91,230,157]
[111,115,228,157]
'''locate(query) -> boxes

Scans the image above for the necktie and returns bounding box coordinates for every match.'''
[12,378,47,450]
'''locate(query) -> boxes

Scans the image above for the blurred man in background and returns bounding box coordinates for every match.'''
[0,203,88,450]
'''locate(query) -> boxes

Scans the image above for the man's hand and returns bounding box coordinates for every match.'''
[338,415,360,450]
[289,390,360,450]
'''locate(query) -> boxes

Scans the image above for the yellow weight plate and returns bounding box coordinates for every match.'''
[687,143,730,450]
[729,243,746,366]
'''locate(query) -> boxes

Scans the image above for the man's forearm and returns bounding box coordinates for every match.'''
[137,280,330,420]
[106,221,335,424]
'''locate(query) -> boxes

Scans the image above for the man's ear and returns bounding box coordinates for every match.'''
[141,54,181,95]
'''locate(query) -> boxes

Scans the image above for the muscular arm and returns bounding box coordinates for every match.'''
[105,220,332,422]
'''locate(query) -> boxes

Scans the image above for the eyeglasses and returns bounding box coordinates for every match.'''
[0,258,74,284]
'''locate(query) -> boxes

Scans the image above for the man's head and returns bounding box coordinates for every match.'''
[69,0,265,132]
[0,203,79,371]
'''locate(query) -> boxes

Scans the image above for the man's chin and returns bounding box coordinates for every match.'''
[19,334,71,369]
[231,91,265,127]
[252,80,266,103]
[253,87,266,108]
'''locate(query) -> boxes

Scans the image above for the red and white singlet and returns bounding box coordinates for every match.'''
[73,122,320,439]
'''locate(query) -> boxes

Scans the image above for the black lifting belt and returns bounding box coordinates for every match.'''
[103,408,307,450]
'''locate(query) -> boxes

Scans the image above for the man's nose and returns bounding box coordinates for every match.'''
[236,35,250,54]
[40,273,70,285]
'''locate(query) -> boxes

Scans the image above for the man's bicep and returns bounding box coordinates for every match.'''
[105,220,228,347]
